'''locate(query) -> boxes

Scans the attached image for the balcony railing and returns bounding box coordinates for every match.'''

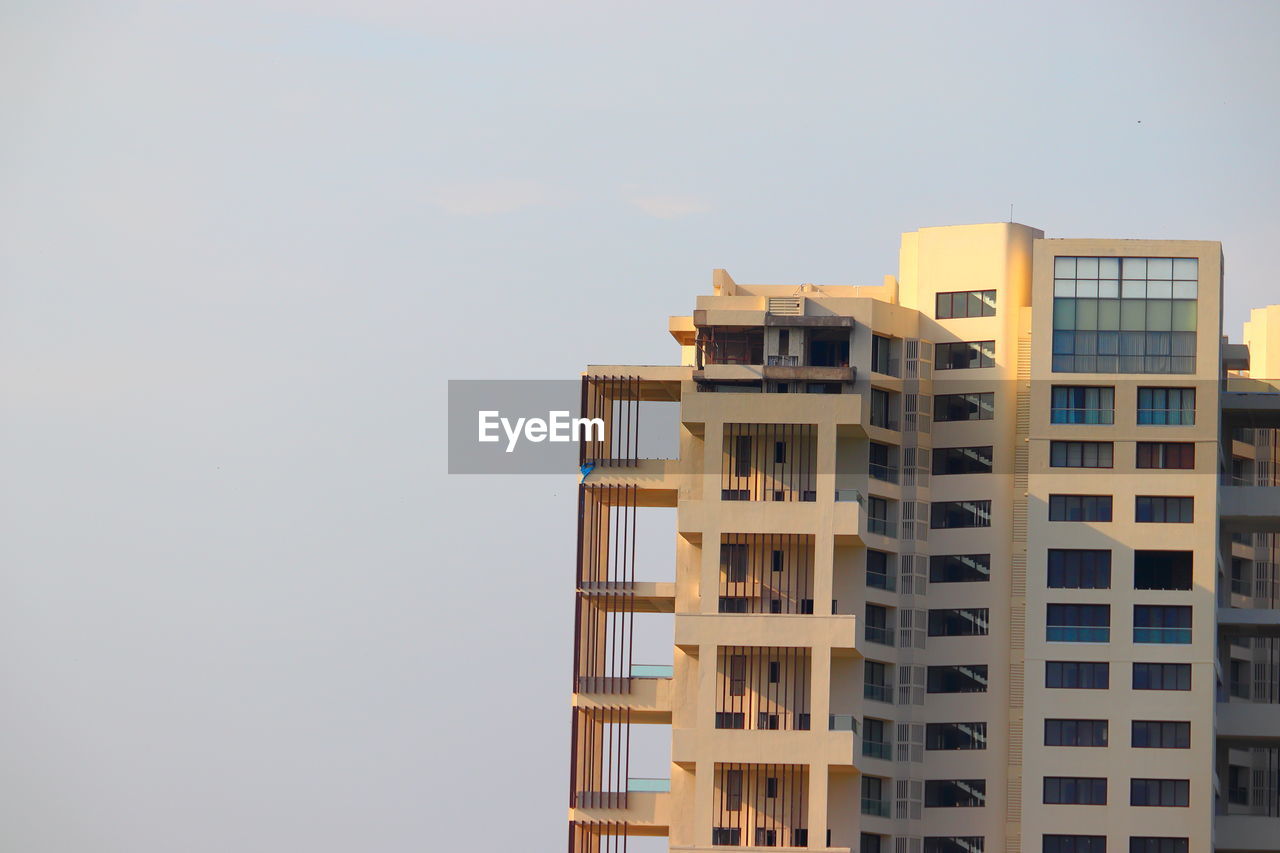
[861,797,891,817]
[1051,408,1115,425]
[867,517,896,537]
[829,714,859,733]
[767,355,800,366]
[1137,409,1195,425]
[863,683,892,703]
[862,740,892,760]
[1134,627,1192,644]
[1047,626,1110,643]
[630,664,674,678]
[835,489,863,502]
[864,625,893,645]
[869,463,899,483]
[866,570,895,591]
[627,777,670,793]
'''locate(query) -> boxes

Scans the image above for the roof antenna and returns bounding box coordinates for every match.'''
[1009,203,1014,223]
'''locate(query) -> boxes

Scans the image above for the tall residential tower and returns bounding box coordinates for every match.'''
[568,222,1280,853]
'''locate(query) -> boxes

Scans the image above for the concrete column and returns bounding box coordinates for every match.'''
[807,763,828,849]
[813,421,837,613]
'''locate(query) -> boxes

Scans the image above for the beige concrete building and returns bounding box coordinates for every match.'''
[568,222,1280,853]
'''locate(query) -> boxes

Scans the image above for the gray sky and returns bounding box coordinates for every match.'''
[3,1,1279,851]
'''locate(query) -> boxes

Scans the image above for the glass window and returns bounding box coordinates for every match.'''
[1048,550,1111,589]
[1130,779,1189,807]
[1133,662,1191,691]
[1045,838,1106,853]
[925,779,986,808]
[1135,496,1194,523]
[1134,605,1192,644]
[937,290,996,318]
[1137,387,1196,424]
[1047,604,1110,643]
[1043,777,1107,805]
[1136,442,1194,469]
[935,392,994,421]
[936,341,996,370]
[928,665,988,693]
[1132,721,1190,749]
[1046,661,1109,689]
[1051,386,1114,424]
[930,554,991,583]
[1052,257,1197,373]
[1130,840,1187,853]
[928,608,990,637]
[925,840,985,853]
[933,446,994,475]
[1045,719,1108,747]
[931,500,992,529]
[1134,551,1192,590]
[1049,495,1113,522]
[926,722,988,750]
[1050,441,1113,468]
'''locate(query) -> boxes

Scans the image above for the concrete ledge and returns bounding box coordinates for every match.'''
[1218,607,1280,636]
[675,613,858,651]
[570,791,670,829]
[1217,702,1280,742]
[1220,486,1280,532]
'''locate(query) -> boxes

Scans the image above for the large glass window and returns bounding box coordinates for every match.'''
[935,392,994,421]
[1137,387,1196,425]
[1051,386,1114,424]
[1135,496,1193,523]
[1045,661,1109,689]
[928,664,988,693]
[930,554,991,583]
[937,290,997,319]
[927,722,988,750]
[1048,550,1111,589]
[1049,495,1112,522]
[1132,662,1190,690]
[1047,604,1110,643]
[933,446,994,475]
[936,341,995,370]
[925,779,986,807]
[931,500,992,529]
[1044,777,1107,805]
[1050,441,1113,468]
[1045,719,1108,747]
[1045,837,1106,853]
[1052,256,1197,374]
[1134,605,1192,644]
[1130,778,1189,807]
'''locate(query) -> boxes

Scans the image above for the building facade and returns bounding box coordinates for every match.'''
[568,222,1280,853]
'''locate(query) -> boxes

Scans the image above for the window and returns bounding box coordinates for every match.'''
[1133,662,1191,691]
[926,722,988,751]
[1137,387,1195,425]
[931,500,992,529]
[862,718,890,758]
[936,340,995,370]
[870,388,897,429]
[1047,604,1110,643]
[861,775,888,815]
[711,828,741,846]
[865,604,892,645]
[1130,778,1189,807]
[933,446,994,475]
[1043,777,1107,805]
[1048,550,1111,589]
[721,543,748,583]
[777,329,789,356]
[1134,605,1191,644]
[864,660,891,702]
[861,834,885,853]
[871,335,896,375]
[935,392,994,421]
[1229,764,1249,805]
[771,550,783,572]
[1052,256,1198,374]
[869,442,896,482]
[925,779,986,808]
[1136,442,1194,469]
[1129,840,1188,853]
[928,664,988,693]
[1051,386,1114,424]
[724,768,743,810]
[1044,719,1108,747]
[1134,551,1192,590]
[1049,495,1112,522]
[1045,836,1107,853]
[866,549,893,590]
[1046,661,1109,689]
[930,554,991,583]
[774,441,787,464]
[925,840,985,853]
[937,290,997,318]
[728,655,747,696]
[866,496,891,536]
[928,608,990,637]
[718,596,749,613]
[1050,441,1113,468]
[733,435,752,478]
[1132,721,1190,749]
[1135,496,1193,523]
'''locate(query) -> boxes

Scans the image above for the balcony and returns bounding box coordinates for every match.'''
[1217,702,1280,742]
[1220,486,1280,533]
[828,714,859,733]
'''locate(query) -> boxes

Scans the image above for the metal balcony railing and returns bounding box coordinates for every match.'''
[1050,408,1115,425]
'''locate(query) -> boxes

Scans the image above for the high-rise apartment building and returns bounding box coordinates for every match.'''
[568,222,1280,853]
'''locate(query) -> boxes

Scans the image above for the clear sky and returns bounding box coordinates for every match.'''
[3,1,1279,851]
